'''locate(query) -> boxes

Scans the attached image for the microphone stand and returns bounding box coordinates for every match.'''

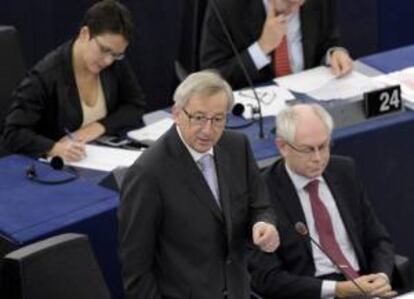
[208,0,265,139]
[295,222,371,298]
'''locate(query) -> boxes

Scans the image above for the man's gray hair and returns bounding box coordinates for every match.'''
[173,70,234,112]
[276,104,334,143]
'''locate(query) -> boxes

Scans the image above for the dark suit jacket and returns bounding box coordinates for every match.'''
[200,0,341,89]
[248,156,394,299]
[118,126,275,299]
[3,39,146,157]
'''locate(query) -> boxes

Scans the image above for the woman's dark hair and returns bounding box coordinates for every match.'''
[81,0,133,41]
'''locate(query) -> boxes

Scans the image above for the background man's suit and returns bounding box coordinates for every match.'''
[248,156,394,299]
[119,126,275,299]
[200,0,341,89]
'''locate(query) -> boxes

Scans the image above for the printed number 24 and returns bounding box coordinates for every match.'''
[379,89,400,112]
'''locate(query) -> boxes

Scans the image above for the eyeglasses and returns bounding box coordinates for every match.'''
[237,90,277,105]
[94,37,125,61]
[286,140,332,155]
[182,108,227,127]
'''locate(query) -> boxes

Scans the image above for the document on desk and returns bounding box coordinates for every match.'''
[233,84,294,119]
[274,66,382,101]
[373,67,414,109]
[67,144,142,172]
[274,66,334,93]
[394,292,414,299]
[128,117,174,145]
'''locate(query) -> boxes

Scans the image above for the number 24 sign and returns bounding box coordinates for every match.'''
[364,85,403,118]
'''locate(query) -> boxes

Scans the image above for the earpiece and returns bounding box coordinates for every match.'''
[26,156,78,185]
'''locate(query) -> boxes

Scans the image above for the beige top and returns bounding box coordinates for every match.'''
[81,77,107,126]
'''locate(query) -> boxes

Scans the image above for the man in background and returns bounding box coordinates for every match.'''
[200,0,353,89]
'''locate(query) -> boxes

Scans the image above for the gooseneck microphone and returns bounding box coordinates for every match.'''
[294,222,370,298]
[207,0,265,138]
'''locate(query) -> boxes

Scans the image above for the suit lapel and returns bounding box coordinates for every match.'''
[275,162,312,256]
[300,3,320,68]
[167,127,224,222]
[214,143,233,243]
[323,166,365,264]
[61,41,82,130]
[99,68,115,112]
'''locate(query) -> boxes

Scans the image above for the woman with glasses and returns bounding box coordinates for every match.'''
[3,0,146,161]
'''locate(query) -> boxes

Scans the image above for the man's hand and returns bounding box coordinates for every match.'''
[252,221,280,252]
[335,273,397,298]
[330,49,353,77]
[258,1,288,54]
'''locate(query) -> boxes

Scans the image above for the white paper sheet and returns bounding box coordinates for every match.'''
[274,66,335,93]
[394,292,414,299]
[233,85,295,119]
[307,71,385,101]
[67,144,142,172]
[274,66,384,101]
[373,67,414,109]
[127,117,174,144]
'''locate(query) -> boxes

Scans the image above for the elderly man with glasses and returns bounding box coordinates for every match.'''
[249,104,396,299]
[119,70,279,299]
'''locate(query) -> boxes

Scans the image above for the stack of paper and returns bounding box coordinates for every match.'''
[373,67,414,109]
[128,117,174,145]
[275,66,383,101]
[67,144,142,172]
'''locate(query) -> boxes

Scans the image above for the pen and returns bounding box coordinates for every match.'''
[64,127,75,141]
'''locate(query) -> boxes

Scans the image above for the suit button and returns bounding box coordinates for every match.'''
[226,259,232,265]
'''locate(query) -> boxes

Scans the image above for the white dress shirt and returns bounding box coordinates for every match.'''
[285,164,360,299]
[176,126,214,162]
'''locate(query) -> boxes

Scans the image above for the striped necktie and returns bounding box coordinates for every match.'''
[274,36,292,77]
[304,180,359,279]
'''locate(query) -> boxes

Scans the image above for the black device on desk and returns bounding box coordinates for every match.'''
[96,135,149,150]
[96,136,131,147]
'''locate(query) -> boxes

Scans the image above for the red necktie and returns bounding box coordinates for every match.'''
[304,180,359,279]
[273,36,292,77]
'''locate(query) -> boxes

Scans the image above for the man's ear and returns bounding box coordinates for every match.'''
[276,138,288,157]
[79,26,90,41]
[172,106,180,123]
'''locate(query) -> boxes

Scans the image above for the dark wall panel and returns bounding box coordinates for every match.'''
[0,0,413,112]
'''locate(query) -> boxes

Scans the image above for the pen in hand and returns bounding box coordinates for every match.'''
[64,127,76,141]
[63,127,87,160]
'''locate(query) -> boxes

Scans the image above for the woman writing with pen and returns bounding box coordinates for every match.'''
[3,0,146,161]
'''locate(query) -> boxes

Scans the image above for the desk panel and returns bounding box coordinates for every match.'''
[0,155,123,298]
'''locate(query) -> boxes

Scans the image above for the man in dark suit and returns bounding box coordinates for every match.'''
[200,0,353,89]
[118,70,280,299]
[249,104,396,299]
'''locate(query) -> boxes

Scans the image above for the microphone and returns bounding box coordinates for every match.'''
[232,103,245,116]
[207,0,265,138]
[227,103,259,129]
[294,222,370,298]
[50,156,64,170]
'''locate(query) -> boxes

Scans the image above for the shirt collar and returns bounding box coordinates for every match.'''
[262,0,298,20]
[176,126,214,162]
[284,162,323,191]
